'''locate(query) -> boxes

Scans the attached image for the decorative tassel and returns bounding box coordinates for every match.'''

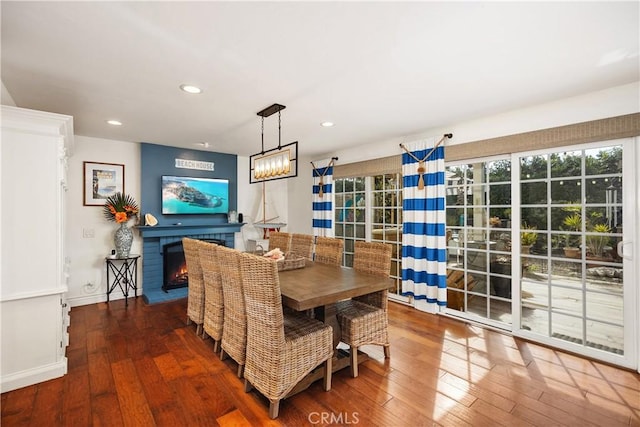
[417,161,425,190]
[318,180,324,198]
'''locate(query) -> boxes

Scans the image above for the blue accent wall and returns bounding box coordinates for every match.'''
[141,143,237,225]
[139,143,239,304]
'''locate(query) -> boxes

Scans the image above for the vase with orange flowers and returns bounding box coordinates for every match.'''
[103,192,139,258]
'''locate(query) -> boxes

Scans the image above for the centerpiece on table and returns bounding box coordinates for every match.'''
[103,192,139,258]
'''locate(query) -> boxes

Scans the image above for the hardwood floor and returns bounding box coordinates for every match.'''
[2,297,639,426]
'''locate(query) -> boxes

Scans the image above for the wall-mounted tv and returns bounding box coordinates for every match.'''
[161,176,229,214]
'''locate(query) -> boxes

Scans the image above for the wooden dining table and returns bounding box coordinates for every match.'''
[278,261,392,345]
[277,261,393,394]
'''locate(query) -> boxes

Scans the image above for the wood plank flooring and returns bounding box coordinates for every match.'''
[2,297,639,426]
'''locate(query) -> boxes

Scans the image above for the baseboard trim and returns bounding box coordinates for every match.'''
[0,358,68,393]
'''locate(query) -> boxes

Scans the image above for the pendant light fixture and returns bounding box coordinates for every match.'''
[249,103,298,183]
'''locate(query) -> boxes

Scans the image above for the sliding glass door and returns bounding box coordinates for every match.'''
[445,139,636,367]
[515,140,635,367]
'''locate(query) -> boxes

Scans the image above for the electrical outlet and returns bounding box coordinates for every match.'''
[83,228,95,238]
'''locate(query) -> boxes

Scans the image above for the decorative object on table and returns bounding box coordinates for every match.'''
[144,213,158,226]
[275,253,307,271]
[83,161,125,206]
[263,248,285,261]
[103,192,139,258]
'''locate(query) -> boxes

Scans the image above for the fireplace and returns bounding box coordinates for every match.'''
[162,238,225,292]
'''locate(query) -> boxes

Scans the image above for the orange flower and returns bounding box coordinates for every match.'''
[114,212,128,223]
[103,192,139,223]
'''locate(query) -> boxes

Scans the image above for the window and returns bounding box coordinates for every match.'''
[335,174,404,298]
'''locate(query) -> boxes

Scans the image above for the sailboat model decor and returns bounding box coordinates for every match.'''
[253,182,287,238]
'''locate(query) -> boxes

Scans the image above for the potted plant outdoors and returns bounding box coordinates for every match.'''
[562,213,582,258]
[586,223,611,258]
[520,223,538,254]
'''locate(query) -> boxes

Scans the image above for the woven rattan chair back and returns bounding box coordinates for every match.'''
[352,241,392,309]
[336,240,393,377]
[218,246,247,378]
[198,240,224,351]
[267,232,291,253]
[290,233,314,260]
[240,252,334,419]
[314,236,344,266]
[240,253,286,350]
[183,237,205,334]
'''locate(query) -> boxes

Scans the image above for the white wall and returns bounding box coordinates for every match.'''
[333,81,640,164]
[288,81,640,222]
[1,81,16,107]
[66,136,141,306]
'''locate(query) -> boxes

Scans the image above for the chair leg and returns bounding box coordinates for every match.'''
[213,340,220,353]
[323,357,332,391]
[269,400,280,419]
[383,344,390,358]
[350,346,359,378]
[237,363,244,378]
[244,379,253,392]
[201,329,207,339]
[220,349,226,361]
[196,324,203,336]
[186,317,192,325]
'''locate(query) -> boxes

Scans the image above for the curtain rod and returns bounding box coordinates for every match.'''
[309,156,338,166]
[399,133,452,157]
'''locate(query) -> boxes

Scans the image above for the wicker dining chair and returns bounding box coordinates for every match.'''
[198,240,224,352]
[240,252,333,419]
[218,246,247,378]
[268,231,291,253]
[290,233,314,260]
[183,237,205,336]
[314,236,344,266]
[336,240,392,377]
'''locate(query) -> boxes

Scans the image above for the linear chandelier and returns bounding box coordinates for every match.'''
[249,103,298,183]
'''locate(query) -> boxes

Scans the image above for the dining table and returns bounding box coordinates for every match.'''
[277,260,393,394]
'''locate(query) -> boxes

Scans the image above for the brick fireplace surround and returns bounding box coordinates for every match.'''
[136,223,243,304]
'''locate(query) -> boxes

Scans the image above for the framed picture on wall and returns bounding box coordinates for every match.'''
[83,161,125,206]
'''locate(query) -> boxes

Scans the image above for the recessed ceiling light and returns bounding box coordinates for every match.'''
[180,84,202,94]
[106,120,122,126]
[321,121,334,127]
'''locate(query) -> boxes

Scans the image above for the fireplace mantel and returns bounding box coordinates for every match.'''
[138,223,243,304]
[135,223,244,238]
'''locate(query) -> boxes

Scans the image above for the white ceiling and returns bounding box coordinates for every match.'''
[1,1,638,158]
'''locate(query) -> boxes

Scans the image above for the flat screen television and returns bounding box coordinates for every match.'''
[161,176,229,214]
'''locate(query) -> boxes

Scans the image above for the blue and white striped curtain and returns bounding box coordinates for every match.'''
[312,159,335,237]
[401,138,447,313]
